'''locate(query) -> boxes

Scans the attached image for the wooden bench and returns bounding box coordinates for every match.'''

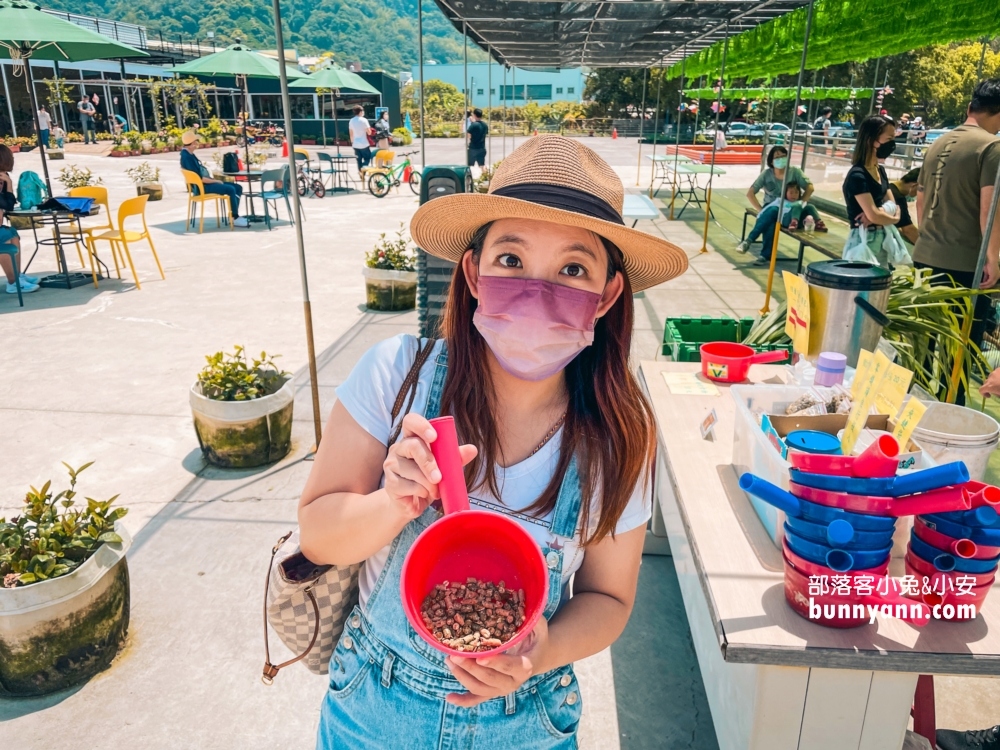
[740,204,843,273]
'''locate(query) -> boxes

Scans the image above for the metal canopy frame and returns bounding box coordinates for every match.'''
[431,0,809,69]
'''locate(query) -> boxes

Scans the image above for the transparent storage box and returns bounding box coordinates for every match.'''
[731,385,926,557]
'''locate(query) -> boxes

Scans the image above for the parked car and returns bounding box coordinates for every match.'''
[924,128,952,144]
[696,121,755,138]
[746,122,790,138]
[829,121,856,138]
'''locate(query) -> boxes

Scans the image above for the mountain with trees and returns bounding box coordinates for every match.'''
[42,0,487,72]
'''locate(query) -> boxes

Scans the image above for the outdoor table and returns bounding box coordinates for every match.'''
[669,163,727,219]
[646,153,693,198]
[13,206,105,289]
[638,360,1000,750]
[327,154,355,192]
[622,193,659,227]
[222,170,265,223]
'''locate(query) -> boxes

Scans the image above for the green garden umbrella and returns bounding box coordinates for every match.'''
[290,66,379,152]
[171,44,305,169]
[0,0,147,193]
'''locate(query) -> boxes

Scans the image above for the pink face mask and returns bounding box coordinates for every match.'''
[473,275,603,381]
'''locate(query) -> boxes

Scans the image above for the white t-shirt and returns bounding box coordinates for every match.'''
[349,115,370,149]
[37,110,52,129]
[335,335,652,607]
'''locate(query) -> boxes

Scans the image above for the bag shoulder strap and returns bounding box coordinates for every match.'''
[387,338,437,446]
[261,532,322,683]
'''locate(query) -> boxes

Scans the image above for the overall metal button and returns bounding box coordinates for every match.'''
[546,551,560,570]
[341,636,354,651]
[350,615,361,629]
[566,691,578,706]
[559,674,572,687]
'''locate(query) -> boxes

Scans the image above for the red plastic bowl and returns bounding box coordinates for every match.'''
[902,558,993,617]
[399,416,549,658]
[699,342,787,383]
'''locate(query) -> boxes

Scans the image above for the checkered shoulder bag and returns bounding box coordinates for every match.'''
[262,338,437,683]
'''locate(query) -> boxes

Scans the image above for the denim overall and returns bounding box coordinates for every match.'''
[318,344,584,750]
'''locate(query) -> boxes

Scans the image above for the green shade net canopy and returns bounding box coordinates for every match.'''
[668,0,1000,81]
[683,86,873,100]
[289,65,379,153]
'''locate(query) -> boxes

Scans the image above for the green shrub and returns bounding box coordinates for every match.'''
[1,463,127,588]
[58,164,102,189]
[366,224,416,271]
[392,127,413,145]
[198,345,288,402]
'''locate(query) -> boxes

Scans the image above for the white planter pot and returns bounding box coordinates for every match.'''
[189,376,295,468]
[363,267,418,311]
[0,523,132,696]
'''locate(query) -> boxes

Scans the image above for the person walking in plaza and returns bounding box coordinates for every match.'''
[466,108,488,168]
[298,135,688,749]
[77,94,96,144]
[913,78,1000,350]
[0,145,38,294]
[179,131,248,228]
[374,109,391,151]
[840,114,900,264]
[812,106,833,152]
[349,105,372,172]
[738,145,813,263]
[36,105,51,148]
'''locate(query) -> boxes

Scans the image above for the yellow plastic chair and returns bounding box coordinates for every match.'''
[181,168,232,233]
[360,149,395,182]
[55,186,116,286]
[86,194,163,290]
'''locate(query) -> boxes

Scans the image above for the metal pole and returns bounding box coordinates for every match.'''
[487,50,492,162]
[272,0,323,448]
[239,75,251,172]
[761,0,815,315]
[53,60,68,130]
[647,63,663,199]
[463,21,468,164]
[512,66,516,145]
[502,65,507,157]
[2,63,17,138]
[699,22,730,254]
[868,58,880,116]
[417,0,426,169]
[669,51,686,221]
[978,37,989,79]
[22,60,52,196]
[950,158,1000,402]
[635,67,648,185]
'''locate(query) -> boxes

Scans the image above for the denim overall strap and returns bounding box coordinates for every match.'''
[541,455,584,619]
[423,342,448,420]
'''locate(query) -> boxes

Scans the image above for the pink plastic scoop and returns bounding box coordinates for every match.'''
[787,434,900,478]
[788,481,971,517]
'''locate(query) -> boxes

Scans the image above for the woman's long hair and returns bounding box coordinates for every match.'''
[852,115,893,168]
[438,224,656,545]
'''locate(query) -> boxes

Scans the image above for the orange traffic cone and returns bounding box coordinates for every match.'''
[281,138,288,157]
[612,127,618,139]
[533,128,538,136]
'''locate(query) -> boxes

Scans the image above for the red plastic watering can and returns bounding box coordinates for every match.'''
[399,416,549,658]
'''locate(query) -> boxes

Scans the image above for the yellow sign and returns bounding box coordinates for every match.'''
[841,349,891,455]
[782,271,811,353]
[852,350,875,400]
[874,362,914,420]
[892,398,928,449]
[662,371,720,397]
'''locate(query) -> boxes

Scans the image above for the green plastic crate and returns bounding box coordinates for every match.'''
[662,315,793,361]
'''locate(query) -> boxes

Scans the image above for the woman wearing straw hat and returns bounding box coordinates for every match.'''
[299,135,687,748]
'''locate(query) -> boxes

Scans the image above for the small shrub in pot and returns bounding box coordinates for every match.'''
[189,346,294,468]
[363,224,418,311]
[125,161,163,201]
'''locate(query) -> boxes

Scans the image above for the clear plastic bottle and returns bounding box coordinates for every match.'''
[803,215,816,235]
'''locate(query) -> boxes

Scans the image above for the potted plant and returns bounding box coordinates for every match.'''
[363,224,418,311]
[58,164,102,190]
[189,346,294,468]
[0,462,130,697]
[125,161,163,201]
[391,127,413,146]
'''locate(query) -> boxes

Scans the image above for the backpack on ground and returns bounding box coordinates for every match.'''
[17,171,47,210]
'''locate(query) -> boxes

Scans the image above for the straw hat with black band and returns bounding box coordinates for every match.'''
[410,135,688,292]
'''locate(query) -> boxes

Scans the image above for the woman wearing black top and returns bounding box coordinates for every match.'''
[841,115,900,265]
